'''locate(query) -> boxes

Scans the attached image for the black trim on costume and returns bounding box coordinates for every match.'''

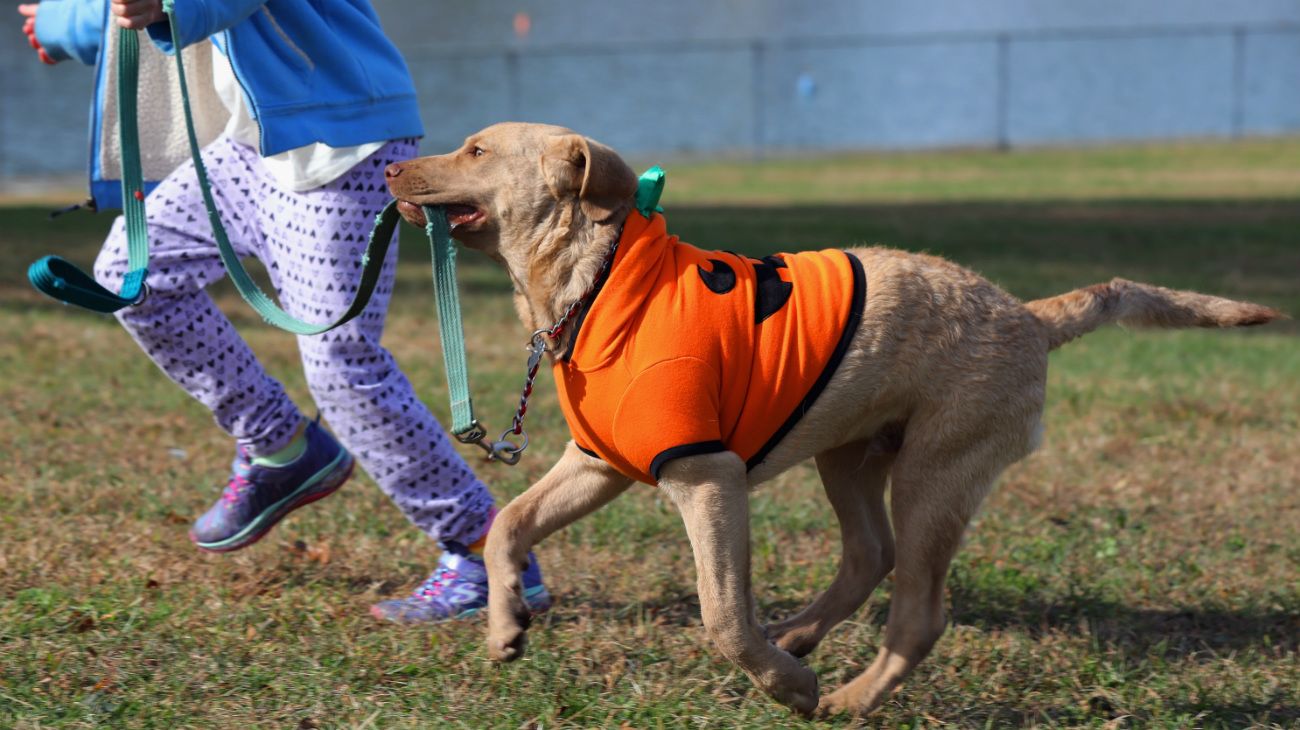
[576,444,602,460]
[745,252,866,471]
[650,440,728,481]
[697,258,737,294]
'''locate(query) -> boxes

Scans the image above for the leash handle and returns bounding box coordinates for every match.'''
[28,27,148,312]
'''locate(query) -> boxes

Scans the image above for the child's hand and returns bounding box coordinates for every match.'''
[17,4,56,65]
[110,0,164,30]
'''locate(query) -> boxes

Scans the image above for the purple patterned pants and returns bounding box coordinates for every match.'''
[93,136,494,545]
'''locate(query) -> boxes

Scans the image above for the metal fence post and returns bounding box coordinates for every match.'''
[752,40,766,160]
[506,48,521,121]
[1231,27,1246,138]
[996,33,1011,150]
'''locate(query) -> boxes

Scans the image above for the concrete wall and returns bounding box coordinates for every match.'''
[3,0,1299,180]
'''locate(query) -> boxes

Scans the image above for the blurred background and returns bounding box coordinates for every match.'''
[4,0,1300,185]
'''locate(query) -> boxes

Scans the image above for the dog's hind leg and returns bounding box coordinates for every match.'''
[485,442,632,662]
[660,451,820,716]
[816,413,1033,718]
[766,440,895,658]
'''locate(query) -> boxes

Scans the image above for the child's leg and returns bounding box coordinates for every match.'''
[252,138,495,546]
[93,136,305,456]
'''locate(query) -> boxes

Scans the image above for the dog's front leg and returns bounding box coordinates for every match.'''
[485,442,632,662]
[659,451,819,716]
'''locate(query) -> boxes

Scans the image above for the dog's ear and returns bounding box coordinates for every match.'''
[540,134,637,223]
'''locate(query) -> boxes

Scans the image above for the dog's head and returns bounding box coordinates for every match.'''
[384,123,638,266]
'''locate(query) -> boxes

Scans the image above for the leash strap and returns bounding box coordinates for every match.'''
[159,0,409,335]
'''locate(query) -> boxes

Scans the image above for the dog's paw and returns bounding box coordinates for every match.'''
[770,664,819,717]
[814,689,850,719]
[764,620,821,658]
[487,629,528,663]
[813,700,836,719]
[814,686,886,720]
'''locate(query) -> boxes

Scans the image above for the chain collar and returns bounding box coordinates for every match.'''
[498,230,623,451]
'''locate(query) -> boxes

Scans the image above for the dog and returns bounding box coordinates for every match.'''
[384,122,1282,717]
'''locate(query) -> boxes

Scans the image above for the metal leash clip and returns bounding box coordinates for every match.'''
[129,281,151,307]
[454,419,488,448]
[455,419,529,465]
[488,430,528,465]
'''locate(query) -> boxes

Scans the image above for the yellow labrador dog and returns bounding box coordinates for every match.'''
[385,123,1281,718]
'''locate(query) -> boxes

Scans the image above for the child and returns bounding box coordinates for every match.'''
[19,0,550,623]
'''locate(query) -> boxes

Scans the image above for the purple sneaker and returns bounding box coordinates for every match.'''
[370,542,552,624]
[190,420,354,553]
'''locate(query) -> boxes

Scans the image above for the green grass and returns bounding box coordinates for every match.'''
[2,138,1298,729]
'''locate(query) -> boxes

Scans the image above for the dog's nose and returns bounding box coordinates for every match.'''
[384,163,403,179]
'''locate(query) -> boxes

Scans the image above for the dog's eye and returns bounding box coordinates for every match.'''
[471,146,485,158]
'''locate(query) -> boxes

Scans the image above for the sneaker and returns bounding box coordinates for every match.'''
[190,420,354,553]
[369,542,552,624]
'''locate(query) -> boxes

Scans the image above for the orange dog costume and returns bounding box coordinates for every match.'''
[552,211,865,485]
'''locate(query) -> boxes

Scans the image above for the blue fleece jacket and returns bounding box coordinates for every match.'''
[34,0,424,209]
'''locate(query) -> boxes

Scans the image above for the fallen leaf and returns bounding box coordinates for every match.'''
[307,542,332,565]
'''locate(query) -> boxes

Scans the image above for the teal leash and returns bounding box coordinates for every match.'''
[157,0,407,335]
[422,206,506,457]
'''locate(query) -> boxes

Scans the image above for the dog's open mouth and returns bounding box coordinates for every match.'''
[396,201,484,231]
[445,204,483,229]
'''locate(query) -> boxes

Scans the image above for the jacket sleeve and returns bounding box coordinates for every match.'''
[34,0,107,66]
[145,0,268,53]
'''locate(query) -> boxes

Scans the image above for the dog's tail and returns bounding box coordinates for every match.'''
[1026,278,1284,351]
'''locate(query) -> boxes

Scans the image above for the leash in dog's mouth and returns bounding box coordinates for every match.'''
[398,200,483,231]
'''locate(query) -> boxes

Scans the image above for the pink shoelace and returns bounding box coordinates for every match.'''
[221,473,253,505]
[417,568,460,600]
[222,448,254,505]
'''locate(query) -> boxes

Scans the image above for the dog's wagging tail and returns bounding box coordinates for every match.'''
[1027,278,1284,350]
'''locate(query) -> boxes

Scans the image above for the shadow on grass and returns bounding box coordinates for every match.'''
[959,696,1298,729]
[1164,700,1300,728]
[947,583,1299,658]
[503,581,1295,662]
[569,587,1298,725]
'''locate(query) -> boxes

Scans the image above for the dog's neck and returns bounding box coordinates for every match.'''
[504,205,629,354]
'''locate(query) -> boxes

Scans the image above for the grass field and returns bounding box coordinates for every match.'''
[1,139,1297,729]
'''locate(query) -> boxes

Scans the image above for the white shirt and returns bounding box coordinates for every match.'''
[212,52,384,192]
